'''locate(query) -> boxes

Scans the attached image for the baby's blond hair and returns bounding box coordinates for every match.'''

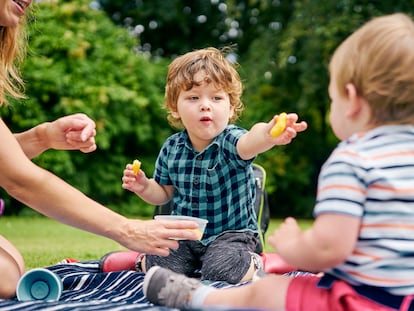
[330,13,414,125]
[164,47,243,128]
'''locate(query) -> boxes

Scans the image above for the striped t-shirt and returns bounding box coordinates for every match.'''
[314,125,414,295]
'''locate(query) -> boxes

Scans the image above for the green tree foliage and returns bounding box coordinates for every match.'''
[97,0,414,217]
[0,0,172,216]
[98,0,229,57]
[2,0,413,218]
[240,1,414,217]
[97,0,294,57]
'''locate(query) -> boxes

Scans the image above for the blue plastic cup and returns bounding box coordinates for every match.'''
[16,268,63,301]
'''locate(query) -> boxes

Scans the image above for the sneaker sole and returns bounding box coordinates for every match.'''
[143,265,162,298]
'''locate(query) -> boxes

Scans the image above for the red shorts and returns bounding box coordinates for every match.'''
[286,275,414,311]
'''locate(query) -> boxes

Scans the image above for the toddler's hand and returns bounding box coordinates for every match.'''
[268,113,307,145]
[122,162,148,193]
[270,112,287,138]
[132,159,141,175]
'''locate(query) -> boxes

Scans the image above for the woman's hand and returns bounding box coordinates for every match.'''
[14,113,97,158]
[117,218,199,256]
[44,113,97,153]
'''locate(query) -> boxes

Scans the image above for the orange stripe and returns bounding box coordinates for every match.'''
[335,150,360,158]
[362,223,414,230]
[371,184,414,193]
[347,271,414,284]
[369,151,414,160]
[318,184,365,195]
[352,250,382,261]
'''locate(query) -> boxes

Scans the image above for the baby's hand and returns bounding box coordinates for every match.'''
[268,217,302,252]
[269,113,307,145]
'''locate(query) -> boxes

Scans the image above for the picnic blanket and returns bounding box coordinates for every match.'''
[0,260,261,311]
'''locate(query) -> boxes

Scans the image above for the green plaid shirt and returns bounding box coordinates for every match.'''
[154,125,258,244]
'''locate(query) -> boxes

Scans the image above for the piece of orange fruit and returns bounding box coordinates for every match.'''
[270,112,287,138]
[132,159,141,175]
[187,228,203,240]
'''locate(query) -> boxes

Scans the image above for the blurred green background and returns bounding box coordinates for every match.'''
[1,0,413,220]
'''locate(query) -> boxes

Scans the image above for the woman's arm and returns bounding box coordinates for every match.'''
[1,119,197,256]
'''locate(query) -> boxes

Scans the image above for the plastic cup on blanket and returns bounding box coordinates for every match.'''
[154,215,208,240]
[16,268,63,302]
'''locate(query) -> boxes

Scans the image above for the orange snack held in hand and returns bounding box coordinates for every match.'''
[132,159,141,176]
[187,228,203,240]
[270,112,287,138]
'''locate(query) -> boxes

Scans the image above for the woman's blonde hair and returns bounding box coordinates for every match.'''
[330,13,414,125]
[0,18,27,107]
[164,47,243,128]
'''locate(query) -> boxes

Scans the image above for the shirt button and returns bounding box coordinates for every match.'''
[193,178,199,185]
[196,155,203,160]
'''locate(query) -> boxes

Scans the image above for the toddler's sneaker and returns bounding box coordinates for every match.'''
[250,252,264,271]
[252,269,268,282]
[143,266,201,309]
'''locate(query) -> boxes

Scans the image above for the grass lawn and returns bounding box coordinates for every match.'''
[262,218,313,252]
[0,216,313,270]
[0,216,126,269]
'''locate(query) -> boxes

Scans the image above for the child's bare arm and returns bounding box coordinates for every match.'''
[268,214,360,272]
[122,163,174,205]
[237,113,307,160]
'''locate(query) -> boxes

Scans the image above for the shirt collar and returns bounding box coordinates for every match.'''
[177,127,231,153]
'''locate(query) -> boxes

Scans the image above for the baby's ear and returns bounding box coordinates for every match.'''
[345,83,358,98]
[345,83,362,117]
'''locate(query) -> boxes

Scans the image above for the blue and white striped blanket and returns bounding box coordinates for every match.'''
[0,261,251,311]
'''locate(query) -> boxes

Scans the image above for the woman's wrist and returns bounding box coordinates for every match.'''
[104,216,136,246]
[33,122,51,153]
